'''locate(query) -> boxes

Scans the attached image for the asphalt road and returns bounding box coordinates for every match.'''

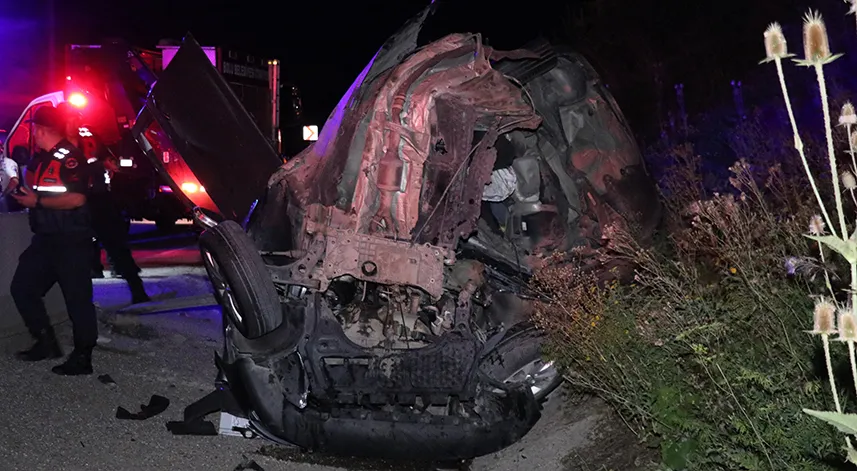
[0,221,604,471]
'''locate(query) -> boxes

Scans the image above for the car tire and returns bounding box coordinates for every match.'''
[481,323,563,403]
[199,220,282,339]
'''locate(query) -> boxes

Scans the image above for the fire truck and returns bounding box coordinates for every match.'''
[2,39,302,229]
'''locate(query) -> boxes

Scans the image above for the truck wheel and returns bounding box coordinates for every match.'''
[199,220,282,338]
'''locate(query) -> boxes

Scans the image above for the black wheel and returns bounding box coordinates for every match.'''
[481,324,563,402]
[199,220,282,338]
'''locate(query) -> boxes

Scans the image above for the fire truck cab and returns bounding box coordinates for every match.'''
[1,39,298,229]
[5,91,67,160]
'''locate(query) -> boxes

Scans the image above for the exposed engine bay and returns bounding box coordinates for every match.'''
[130,2,660,462]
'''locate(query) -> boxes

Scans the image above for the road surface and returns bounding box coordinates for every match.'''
[100,219,203,270]
[0,221,610,471]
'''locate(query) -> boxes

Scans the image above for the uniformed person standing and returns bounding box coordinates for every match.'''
[86,150,151,303]
[56,103,151,303]
[9,106,98,376]
[54,103,104,277]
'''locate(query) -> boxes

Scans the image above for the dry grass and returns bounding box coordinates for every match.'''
[532,141,845,469]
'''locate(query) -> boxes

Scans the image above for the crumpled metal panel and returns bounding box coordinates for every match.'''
[448,128,499,246]
[281,33,540,245]
[347,34,540,240]
[305,220,448,299]
[410,97,477,247]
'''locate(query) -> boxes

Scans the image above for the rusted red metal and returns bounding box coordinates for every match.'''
[305,217,450,299]
[271,34,543,297]
[281,34,539,239]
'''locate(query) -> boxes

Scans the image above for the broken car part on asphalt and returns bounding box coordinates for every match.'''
[166,368,258,438]
[115,394,170,420]
[119,0,660,462]
[97,374,116,386]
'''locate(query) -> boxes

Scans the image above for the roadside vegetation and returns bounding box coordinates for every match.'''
[535,4,857,470]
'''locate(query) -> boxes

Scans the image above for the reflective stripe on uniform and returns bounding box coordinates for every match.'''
[34,160,65,193]
[33,185,67,193]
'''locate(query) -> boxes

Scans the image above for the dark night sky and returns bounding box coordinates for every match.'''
[3,0,855,141]
[52,0,552,124]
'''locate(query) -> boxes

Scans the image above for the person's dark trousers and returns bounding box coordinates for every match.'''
[90,195,149,303]
[91,237,105,278]
[10,233,98,374]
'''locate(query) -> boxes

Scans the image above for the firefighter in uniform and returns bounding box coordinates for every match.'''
[10,106,98,376]
[56,102,151,304]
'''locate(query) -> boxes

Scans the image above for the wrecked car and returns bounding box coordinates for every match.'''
[130,3,660,462]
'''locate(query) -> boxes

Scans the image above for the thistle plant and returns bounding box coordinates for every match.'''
[810,215,837,299]
[851,129,857,172]
[797,11,848,238]
[841,102,857,174]
[838,309,857,397]
[843,170,857,206]
[762,21,836,237]
[811,300,845,415]
[763,8,857,461]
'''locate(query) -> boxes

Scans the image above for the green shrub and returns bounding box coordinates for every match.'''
[534,157,841,469]
[535,7,857,469]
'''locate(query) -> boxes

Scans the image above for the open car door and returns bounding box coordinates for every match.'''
[131,34,282,223]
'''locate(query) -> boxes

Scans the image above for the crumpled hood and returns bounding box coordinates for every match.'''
[280,32,541,242]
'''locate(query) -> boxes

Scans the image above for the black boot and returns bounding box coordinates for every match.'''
[128,276,151,304]
[51,348,93,376]
[16,327,64,362]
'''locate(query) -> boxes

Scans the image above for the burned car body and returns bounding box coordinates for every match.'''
[131,4,660,461]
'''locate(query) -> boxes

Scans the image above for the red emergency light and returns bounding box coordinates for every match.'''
[67,93,87,108]
[180,182,206,194]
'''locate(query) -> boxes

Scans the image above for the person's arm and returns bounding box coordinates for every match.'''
[38,191,86,209]
[11,186,86,209]
[3,157,18,179]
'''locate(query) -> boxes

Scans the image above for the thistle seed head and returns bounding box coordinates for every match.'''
[764,23,789,61]
[842,170,857,190]
[809,214,826,235]
[838,309,857,342]
[811,299,837,335]
[803,10,832,63]
[841,101,857,126]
